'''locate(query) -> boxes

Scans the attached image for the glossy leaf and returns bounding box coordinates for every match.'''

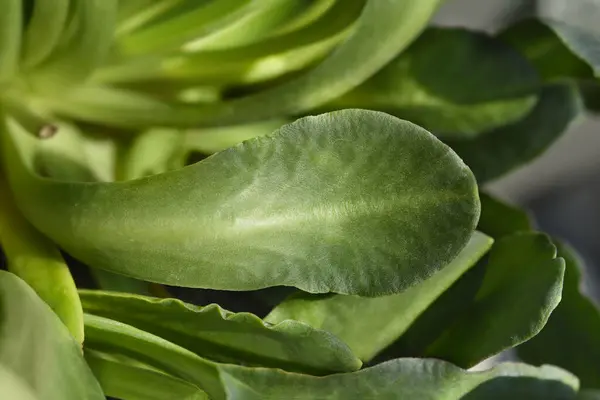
[446,84,582,183]
[84,314,579,400]
[85,350,209,400]
[320,27,539,138]
[477,192,532,239]
[79,290,361,374]
[383,233,565,368]
[265,231,493,361]
[0,271,104,399]
[0,173,84,343]
[4,110,479,296]
[518,242,600,389]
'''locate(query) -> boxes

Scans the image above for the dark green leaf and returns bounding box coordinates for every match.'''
[265,232,492,361]
[84,314,579,400]
[0,271,103,399]
[384,233,564,368]
[4,110,479,296]
[79,290,361,374]
[446,84,582,183]
[477,192,532,238]
[320,27,539,138]
[518,242,600,389]
[579,390,600,400]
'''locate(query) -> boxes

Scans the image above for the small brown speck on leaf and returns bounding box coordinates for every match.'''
[38,124,58,139]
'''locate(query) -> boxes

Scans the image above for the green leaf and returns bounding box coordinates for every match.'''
[579,390,600,400]
[383,233,564,368]
[518,242,600,389]
[0,0,21,84]
[85,349,209,400]
[84,314,579,400]
[446,84,582,183]
[79,290,361,374]
[319,27,540,138]
[477,192,532,238]
[0,173,84,343]
[265,231,493,361]
[0,271,104,399]
[3,110,480,296]
[21,0,70,68]
[499,19,594,81]
[31,0,117,87]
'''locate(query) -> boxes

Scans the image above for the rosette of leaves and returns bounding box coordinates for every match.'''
[1,1,600,399]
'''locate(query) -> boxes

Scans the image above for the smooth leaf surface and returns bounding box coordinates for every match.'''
[579,390,600,400]
[382,233,564,368]
[265,232,493,361]
[320,27,539,138]
[4,110,480,296]
[85,349,209,400]
[446,84,582,183]
[79,290,361,374]
[0,0,21,83]
[84,315,580,400]
[477,192,532,239]
[0,173,84,342]
[0,271,104,399]
[518,242,600,389]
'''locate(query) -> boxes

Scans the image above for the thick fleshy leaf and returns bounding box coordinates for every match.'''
[319,27,539,138]
[84,314,579,400]
[3,110,479,296]
[79,290,361,374]
[85,350,209,400]
[21,0,70,68]
[265,232,493,361]
[0,271,104,399]
[518,242,600,389]
[0,0,21,83]
[446,84,582,183]
[0,173,83,343]
[381,233,564,368]
[477,192,532,239]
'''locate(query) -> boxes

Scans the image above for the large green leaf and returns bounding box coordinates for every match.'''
[319,27,539,138]
[0,0,21,83]
[79,290,361,374]
[0,271,104,399]
[579,390,600,400]
[3,110,480,295]
[265,231,493,361]
[85,349,209,400]
[446,84,582,183]
[0,173,83,343]
[84,314,580,400]
[382,233,565,368]
[518,242,600,389]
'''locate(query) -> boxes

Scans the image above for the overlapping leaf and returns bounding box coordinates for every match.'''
[518,242,600,389]
[0,271,103,399]
[319,27,540,138]
[379,233,564,368]
[3,110,479,296]
[84,313,580,400]
[79,290,361,374]
[265,232,493,361]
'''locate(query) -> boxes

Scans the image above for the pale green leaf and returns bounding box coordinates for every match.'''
[85,349,209,400]
[518,242,600,389]
[265,232,493,361]
[0,0,21,84]
[3,110,479,296]
[80,290,361,374]
[320,27,539,138]
[84,313,580,400]
[0,173,83,343]
[0,271,104,399]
